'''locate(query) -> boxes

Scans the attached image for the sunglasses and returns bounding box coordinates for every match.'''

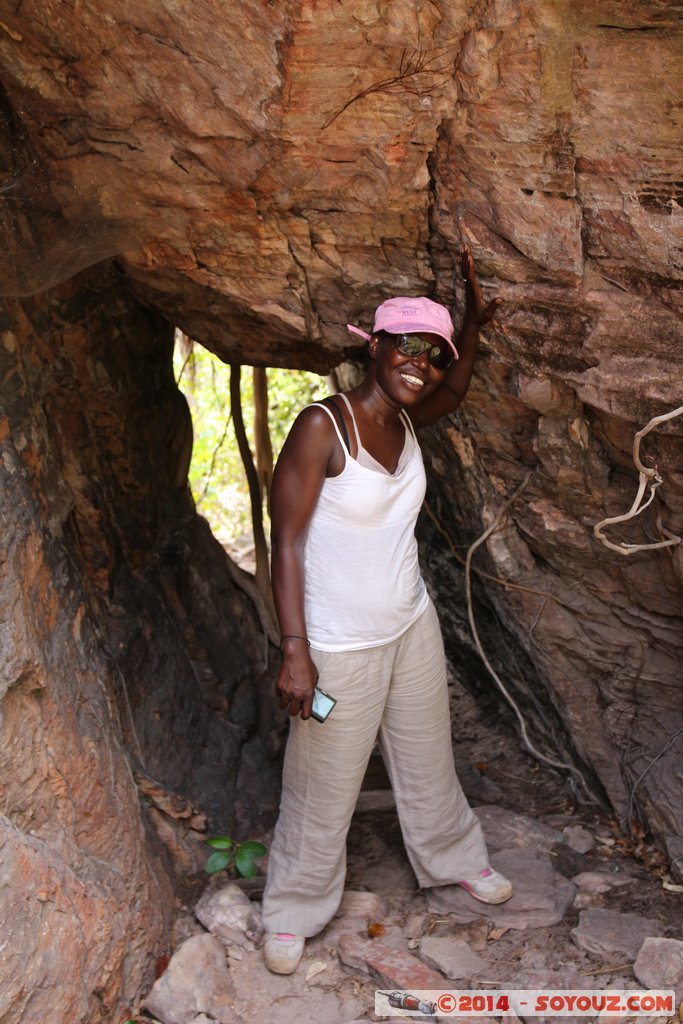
[391,333,454,371]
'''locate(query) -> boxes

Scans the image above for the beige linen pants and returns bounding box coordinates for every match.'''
[262,600,488,937]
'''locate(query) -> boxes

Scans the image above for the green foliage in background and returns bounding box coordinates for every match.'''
[173,338,328,548]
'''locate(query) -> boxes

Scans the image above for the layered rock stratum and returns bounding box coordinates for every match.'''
[0,2,681,1021]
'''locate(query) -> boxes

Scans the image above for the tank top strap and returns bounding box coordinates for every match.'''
[310,402,349,455]
[399,408,417,440]
[338,393,362,450]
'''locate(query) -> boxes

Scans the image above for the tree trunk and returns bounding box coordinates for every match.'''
[253,366,274,516]
[230,364,276,623]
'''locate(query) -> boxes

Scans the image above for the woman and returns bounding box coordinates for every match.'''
[262,247,512,975]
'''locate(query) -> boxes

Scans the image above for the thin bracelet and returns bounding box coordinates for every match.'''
[279,634,311,651]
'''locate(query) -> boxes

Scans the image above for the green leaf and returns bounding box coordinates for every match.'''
[234,848,257,878]
[205,850,232,874]
[205,836,233,850]
[237,840,267,858]
[234,841,267,877]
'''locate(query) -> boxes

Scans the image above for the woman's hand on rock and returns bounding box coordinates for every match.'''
[461,244,500,327]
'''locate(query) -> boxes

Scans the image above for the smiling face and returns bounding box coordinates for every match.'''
[369,330,448,405]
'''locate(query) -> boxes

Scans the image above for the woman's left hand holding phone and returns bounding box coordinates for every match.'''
[271,405,339,720]
[277,637,318,720]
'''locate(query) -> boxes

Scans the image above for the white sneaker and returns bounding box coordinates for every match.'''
[263,932,305,974]
[458,867,513,904]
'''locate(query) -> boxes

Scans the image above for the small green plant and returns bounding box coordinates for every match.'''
[204,836,267,879]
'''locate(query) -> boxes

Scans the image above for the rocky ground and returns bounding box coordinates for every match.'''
[125,673,683,1024]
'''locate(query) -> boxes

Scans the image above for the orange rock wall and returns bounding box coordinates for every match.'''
[0,268,281,1024]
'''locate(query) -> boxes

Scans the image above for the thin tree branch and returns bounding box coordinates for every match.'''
[322,48,451,129]
[175,335,194,385]
[196,411,232,506]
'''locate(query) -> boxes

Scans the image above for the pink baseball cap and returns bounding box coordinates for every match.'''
[347,296,458,359]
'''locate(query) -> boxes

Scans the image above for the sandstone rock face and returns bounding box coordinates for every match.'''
[0,276,174,1024]
[0,268,282,1024]
[419,0,682,853]
[0,1,681,1020]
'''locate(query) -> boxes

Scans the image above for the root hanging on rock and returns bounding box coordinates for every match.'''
[594,404,683,555]
[464,472,593,797]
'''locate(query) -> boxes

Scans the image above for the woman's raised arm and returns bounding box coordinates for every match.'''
[409,247,500,429]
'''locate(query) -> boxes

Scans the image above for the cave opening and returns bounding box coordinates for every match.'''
[171,333,330,565]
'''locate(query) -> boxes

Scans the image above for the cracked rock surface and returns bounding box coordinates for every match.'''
[0,2,681,1022]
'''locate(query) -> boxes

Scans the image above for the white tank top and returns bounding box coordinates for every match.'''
[303,396,429,652]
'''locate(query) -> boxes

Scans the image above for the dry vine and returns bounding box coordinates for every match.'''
[593,404,683,555]
[423,498,552,601]
[624,724,683,835]
[321,48,451,129]
[464,473,590,793]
